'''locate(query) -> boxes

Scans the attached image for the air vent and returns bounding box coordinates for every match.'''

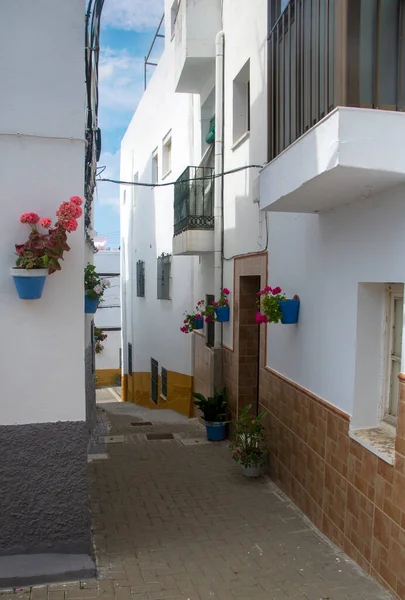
[131,421,153,427]
[146,433,174,440]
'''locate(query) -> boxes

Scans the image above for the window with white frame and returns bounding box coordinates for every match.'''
[384,283,404,424]
[162,132,172,177]
[233,59,251,144]
[152,148,159,184]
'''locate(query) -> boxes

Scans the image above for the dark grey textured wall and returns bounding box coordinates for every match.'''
[0,421,91,556]
[85,342,96,436]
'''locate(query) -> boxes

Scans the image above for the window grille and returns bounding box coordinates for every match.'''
[151,358,159,404]
[157,254,171,300]
[137,260,145,297]
[161,367,168,398]
[128,343,133,375]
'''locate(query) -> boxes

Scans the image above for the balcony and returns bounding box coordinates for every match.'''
[260,0,405,214]
[173,166,214,256]
[173,0,222,94]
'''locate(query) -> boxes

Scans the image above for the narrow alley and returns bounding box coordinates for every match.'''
[3,393,393,600]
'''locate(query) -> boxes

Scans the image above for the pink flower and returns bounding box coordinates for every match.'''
[212,301,219,307]
[63,218,78,232]
[195,314,202,320]
[264,285,272,293]
[222,288,230,295]
[255,312,269,324]
[184,319,188,324]
[70,196,83,206]
[93,284,102,294]
[272,286,282,295]
[205,317,213,323]
[20,212,40,225]
[40,217,52,228]
[257,290,264,296]
[180,326,188,333]
[69,203,82,219]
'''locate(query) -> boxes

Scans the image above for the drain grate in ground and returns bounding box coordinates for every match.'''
[131,421,153,426]
[146,433,174,440]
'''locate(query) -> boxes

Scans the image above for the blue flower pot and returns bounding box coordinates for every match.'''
[206,422,227,441]
[11,268,48,299]
[215,305,230,323]
[194,318,204,330]
[278,299,300,324]
[85,296,99,314]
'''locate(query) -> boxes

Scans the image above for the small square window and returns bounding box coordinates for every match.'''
[233,59,250,144]
[152,149,159,184]
[162,133,172,177]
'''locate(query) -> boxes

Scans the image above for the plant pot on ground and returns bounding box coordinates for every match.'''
[192,388,228,441]
[229,404,267,477]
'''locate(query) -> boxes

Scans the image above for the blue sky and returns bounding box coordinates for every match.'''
[94,0,164,248]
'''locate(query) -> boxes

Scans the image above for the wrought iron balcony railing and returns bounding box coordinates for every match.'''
[268,0,405,162]
[173,166,214,237]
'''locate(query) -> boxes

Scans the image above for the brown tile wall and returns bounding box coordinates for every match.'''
[260,366,405,600]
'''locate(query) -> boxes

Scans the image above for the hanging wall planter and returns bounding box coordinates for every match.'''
[278,299,300,324]
[10,268,48,300]
[85,296,99,314]
[194,318,204,330]
[215,305,230,323]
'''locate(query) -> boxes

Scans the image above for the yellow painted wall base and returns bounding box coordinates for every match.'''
[96,368,121,388]
[127,370,193,417]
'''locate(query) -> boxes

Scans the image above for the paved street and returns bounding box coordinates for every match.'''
[1,394,394,600]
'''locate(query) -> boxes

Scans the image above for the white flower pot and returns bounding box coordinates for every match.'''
[241,465,262,478]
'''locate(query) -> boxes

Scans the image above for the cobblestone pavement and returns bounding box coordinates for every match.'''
[1,399,394,600]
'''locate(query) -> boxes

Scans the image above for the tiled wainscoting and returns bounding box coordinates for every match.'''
[259,368,405,599]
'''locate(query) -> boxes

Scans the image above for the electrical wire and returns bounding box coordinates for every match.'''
[97,164,264,188]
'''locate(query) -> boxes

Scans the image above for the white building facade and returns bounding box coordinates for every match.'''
[0,0,94,584]
[95,250,121,387]
[121,1,405,596]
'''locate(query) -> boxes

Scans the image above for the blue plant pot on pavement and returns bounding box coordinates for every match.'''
[194,318,204,330]
[278,299,300,324]
[10,268,48,300]
[205,422,227,441]
[85,295,99,314]
[215,305,230,323]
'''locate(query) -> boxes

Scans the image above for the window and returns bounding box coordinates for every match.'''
[151,358,159,404]
[233,59,250,144]
[152,148,159,184]
[157,254,172,300]
[170,0,179,38]
[206,294,215,348]
[132,172,138,206]
[384,284,403,423]
[162,132,172,177]
[136,260,145,297]
[161,367,168,398]
[128,342,133,375]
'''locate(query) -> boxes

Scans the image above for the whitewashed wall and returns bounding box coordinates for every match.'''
[266,186,405,418]
[121,43,198,378]
[95,251,120,372]
[0,0,86,426]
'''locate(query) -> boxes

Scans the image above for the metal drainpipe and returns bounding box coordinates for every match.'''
[214,30,225,349]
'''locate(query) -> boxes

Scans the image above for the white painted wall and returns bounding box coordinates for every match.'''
[0,0,86,426]
[95,251,121,372]
[121,40,198,378]
[265,185,405,418]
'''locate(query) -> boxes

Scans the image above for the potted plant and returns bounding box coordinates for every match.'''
[256,285,299,325]
[203,288,231,323]
[180,301,205,333]
[94,327,107,353]
[229,404,267,477]
[11,197,83,299]
[84,264,110,313]
[192,388,228,441]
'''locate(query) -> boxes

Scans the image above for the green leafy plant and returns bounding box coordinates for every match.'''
[85,263,110,301]
[229,404,267,468]
[192,388,227,423]
[256,285,285,324]
[202,288,231,322]
[94,327,107,354]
